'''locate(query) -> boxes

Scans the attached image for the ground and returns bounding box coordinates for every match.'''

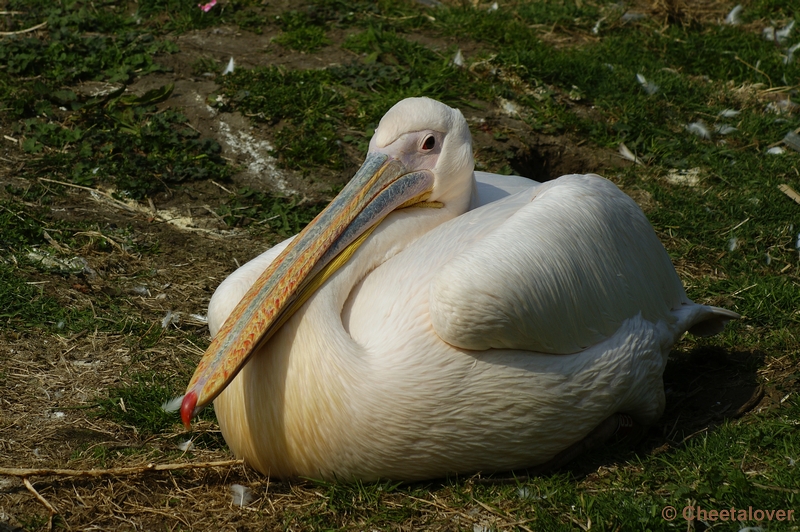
[0,0,799,531]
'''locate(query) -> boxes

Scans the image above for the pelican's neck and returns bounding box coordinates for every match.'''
[325,174,475,310]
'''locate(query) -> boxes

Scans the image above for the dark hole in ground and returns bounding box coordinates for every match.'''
[510,146,554,181]
[506,138,630,182]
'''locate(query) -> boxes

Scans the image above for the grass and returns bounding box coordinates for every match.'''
[1,0,799,530]
[0,195,105,332]
[273,10,332,52]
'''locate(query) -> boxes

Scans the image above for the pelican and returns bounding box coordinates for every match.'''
[180,97,738,481]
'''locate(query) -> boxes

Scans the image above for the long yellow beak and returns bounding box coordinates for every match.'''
[181,153,435,428]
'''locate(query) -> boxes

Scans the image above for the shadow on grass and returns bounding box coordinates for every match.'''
[569,346,763,478]
[471,345,766,482]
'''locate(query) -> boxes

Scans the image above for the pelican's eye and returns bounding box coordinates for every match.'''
[421,135,436,151]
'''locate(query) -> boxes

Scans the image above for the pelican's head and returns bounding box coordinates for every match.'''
[369,97,474,210]
[180,97,476,427]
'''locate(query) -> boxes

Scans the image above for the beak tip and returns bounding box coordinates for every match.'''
[181,390,198,430]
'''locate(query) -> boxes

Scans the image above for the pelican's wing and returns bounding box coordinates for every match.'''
[430,174,692,354]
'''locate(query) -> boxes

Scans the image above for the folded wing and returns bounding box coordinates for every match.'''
[430,174,691,354]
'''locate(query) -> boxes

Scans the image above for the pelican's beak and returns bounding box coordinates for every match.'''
[180,153,436,428]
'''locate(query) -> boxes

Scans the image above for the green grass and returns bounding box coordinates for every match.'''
[274,10,332,52]
[234,398,798,529]
[96,372,218,435]
[246,397,798,530]
[0,0,236,200]
[216,187,326,235]
[18,85,234,199]
[0,196,104,332]
[135,0,266,33]
[0,263,92,331]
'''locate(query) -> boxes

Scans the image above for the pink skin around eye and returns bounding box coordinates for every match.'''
[198,0,217,12]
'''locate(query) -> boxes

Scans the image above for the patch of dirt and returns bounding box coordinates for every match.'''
[127,24,363,200]
[128,24,631,203]
[644,0,737,26]
[0,183,283,529]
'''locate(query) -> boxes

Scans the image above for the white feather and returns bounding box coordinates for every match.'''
[177,439,195,452]
[785,131,800,152]
[685,121,711,139]
[717,109,740,118]
[636,73,658,95]
[161,310,181,328]
[765,21,795,44]
[724,5,742,25]
[618,143,644,165]
[498,97,520,117]
[222,57,235,75]
[714,124,737,135]
[230,484,253,506]
[451,49,464,67]
[133,285,150,296]
[621,11,645,22]
[161,395,184,413]
[777,21,795,42]
[785,42,800,65]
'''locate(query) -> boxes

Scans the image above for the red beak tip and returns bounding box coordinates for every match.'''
[180,391,198,430]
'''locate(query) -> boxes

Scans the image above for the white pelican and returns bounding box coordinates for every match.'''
[180,97,738,481]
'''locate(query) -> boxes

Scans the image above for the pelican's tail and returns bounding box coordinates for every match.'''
[672,303,740,338]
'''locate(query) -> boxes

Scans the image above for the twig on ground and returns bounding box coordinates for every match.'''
[734,55,772,87]
[752,482,800,494]
[567,513,591,531]
[473,498,535,532]
[778,184,800,206]
[23,478,57,531]
[406,495,478,523]
[0,459,244,478]
[211,180,234,194]
[38,177,136,212]
[5,460,244,525]
[0,20,47,35]
[37,177,234,237]
[73,230,128,254]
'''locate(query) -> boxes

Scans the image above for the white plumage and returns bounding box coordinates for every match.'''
[196,97,736,481]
